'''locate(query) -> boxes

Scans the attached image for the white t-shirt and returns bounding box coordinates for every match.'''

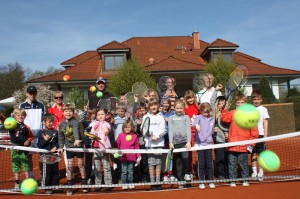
[196,87,221,105]
[256,105,270,136]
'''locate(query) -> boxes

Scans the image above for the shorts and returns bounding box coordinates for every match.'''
[11,149,30,173]
[66,150,84,159]
[253,135,266,154]
[147,147,162,166]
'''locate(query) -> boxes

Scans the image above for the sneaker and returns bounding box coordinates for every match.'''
[242,181,249,187]
[170,175,176,182]
[178,185,184,189]
[156,185,162,190]
[82,179,88,193]
[128,185,135,189]
[122,185,128,190]
[14,183,20,190]
[184,174,191,181]
[163,175,169,182]
[199,183,205,189]
[230,182,236,187]
[45,190,53,194]
[209,183,215,189]
[66,189,73,195]
[251,172,257,178]
[257,172,264,181]
[150,185,157,191]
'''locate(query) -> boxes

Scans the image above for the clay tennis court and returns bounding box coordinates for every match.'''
[1,135,300,199]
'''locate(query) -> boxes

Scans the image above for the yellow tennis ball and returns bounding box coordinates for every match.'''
[258,150,280,172]
[113,153,120,159]
[21,178,38,195]
[234,104,260,129]
[89,86,96,92]
[125,134,132,142]
[4,117,18,130]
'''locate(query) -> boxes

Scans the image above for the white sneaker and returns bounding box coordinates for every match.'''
[163,176,169,182]
[170,175,176,182]
[14,183,20,190]
[128,185,135,189]
[251,172,257,178]
[209,183,215,189]
[178,185,184,189]
[243,181,249,187]
[184,174,191,181]
[199,183,205,189]
[230,182,236,187]
[257,172,264,181]
[122,185,128,190]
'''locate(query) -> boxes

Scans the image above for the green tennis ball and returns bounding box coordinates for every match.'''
[234,104,260,129]
[96,91,103,98]
[258,150,280,172]
[125,134,132,142]
[21,178,38,195]
[4,117,18,130]
[113,153,120,159]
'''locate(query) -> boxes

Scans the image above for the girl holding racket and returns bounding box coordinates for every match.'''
[37,114,59,194]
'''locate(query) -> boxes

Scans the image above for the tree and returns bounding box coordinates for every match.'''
[258,76,276,104]
[13,84,53,109]
[108,58,156,97]
[65,87,86,111]
[0,62,26,100]
[26,66,63,81]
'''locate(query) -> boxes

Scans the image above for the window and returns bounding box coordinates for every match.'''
[211,52,233,62]
[102,54,126,70]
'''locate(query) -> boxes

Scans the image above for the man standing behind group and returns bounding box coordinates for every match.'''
[196,73,221,105]
[87,77,114,109]
[48,91,64,129]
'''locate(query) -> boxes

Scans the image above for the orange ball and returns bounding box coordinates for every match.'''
[63,75,70,81]
[89,86,96,92]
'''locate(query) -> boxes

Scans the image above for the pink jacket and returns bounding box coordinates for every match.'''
[115,132,141,162]
[91,121,111,149]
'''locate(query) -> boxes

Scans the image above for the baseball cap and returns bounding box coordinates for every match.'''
[27,86,37,94]
[96,77,106,84]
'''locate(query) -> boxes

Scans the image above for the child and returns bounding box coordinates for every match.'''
[115,119,141,189]
[168,100,192,188]
[193,102,215,189]
[251,90,270,179]
[135,105,149,182]
[58,103,87,195]
[37,114,59,194]
[161,99,175,147]
[183,90,199,178]
[141,99,166,190]
[9,108,34,190]
[79,106,97,186]
[210,84,229,179]
[90,109,112,191]
[221,94,258,187]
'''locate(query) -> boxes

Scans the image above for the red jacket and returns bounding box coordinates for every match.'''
[48,104,64,129]
[221,109,258,152]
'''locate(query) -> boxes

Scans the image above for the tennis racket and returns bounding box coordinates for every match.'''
[39,153,61,164]
[84,132,101,141]
[165,148,174,175]
[157,76,170,94]
[141,116,151,137]
[193,72,207,93]
[132,82,148,100]
[225,65,249,106]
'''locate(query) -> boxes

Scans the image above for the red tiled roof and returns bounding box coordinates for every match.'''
[97,40,129,50]
[61,51,99,65]
[210,38,239,47]
[235,52,300,75]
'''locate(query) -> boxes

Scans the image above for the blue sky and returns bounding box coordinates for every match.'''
[0,0,299,79]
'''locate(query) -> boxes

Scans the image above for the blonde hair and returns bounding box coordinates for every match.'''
[174,100,185,108]
[199,102,212,114]
[122,119,135,133]
[236,93,247,102]
[183,90,198,108]
[53,91,63,97]
[62,103,75,112]
[13,108,27,117]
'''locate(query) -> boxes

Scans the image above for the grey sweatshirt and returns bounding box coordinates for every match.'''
[58,117,81,148]
[168,114,191,145]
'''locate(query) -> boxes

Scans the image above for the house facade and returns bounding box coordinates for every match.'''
[30,32,300,99]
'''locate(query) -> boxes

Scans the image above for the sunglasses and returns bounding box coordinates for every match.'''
[54,96,63,99]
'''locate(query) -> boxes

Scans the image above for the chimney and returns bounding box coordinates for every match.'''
[192,31,200,50]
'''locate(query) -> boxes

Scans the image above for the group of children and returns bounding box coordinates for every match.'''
[7,78,269,194]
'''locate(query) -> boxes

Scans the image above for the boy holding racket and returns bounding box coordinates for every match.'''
[221,94,258,187]
[250,90,270,180]
[9,108,34,190]
[58,103,87,195]
[37,114,59,194]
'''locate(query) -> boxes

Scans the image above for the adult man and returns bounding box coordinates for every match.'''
[87,77,114,109]
[196,73,221,105]
[48,91,64,129]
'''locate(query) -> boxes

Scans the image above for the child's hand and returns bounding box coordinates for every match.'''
[83,105,88,111]
[151,135,158,141]
[51,147,57,153]
[135,156,142,167]
[169,142,174,149]
[74,140,82,147]
[57,148,64,154]
[104,127,110,136]
[195,124,201,132]
[24,140,30,146]
[214,127,218,133]
[125,113,131,119]
[216,84,223,91]
[136,118,142,125]
[43,133,51,141]
[185,142,191,150]
[165,118,168,123]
